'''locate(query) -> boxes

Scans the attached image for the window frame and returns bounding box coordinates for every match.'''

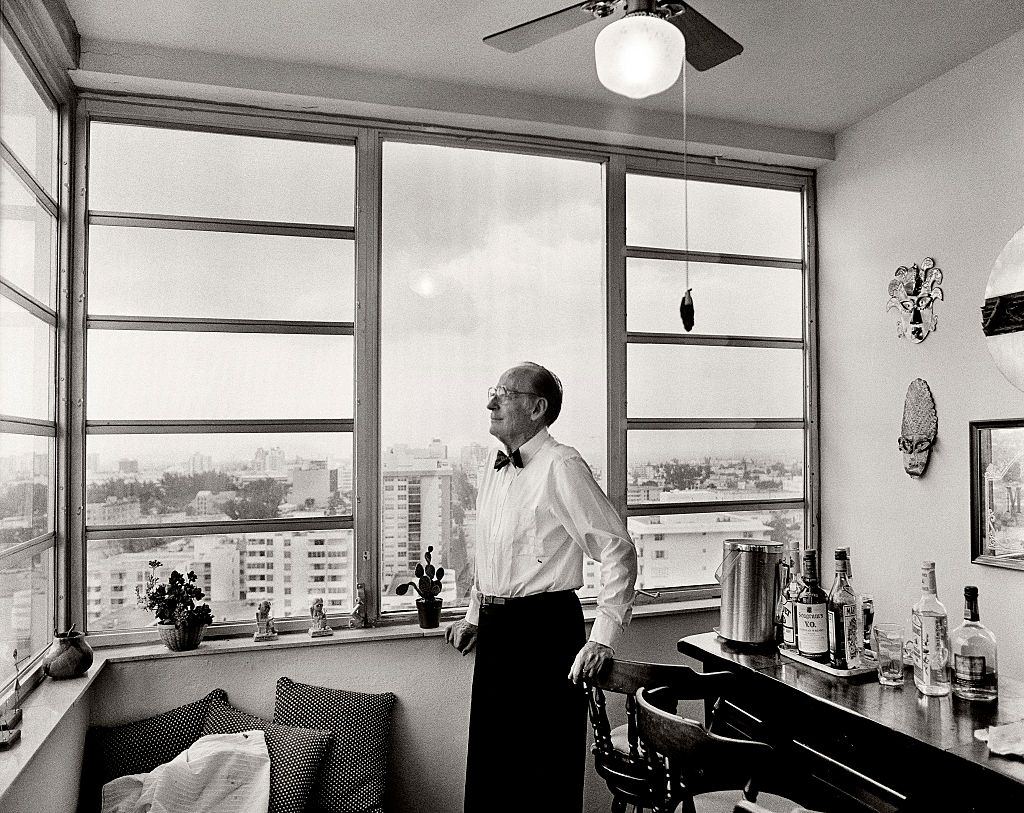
[0,12,72,698]
[67,93,818,640]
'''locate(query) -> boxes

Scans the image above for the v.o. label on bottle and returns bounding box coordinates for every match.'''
[797,602,828,655]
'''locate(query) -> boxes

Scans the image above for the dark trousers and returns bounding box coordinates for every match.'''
[464,590,587,813]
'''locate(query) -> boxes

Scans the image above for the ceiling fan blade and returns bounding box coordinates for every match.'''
[666,2,743,71]
[483,3,599,53]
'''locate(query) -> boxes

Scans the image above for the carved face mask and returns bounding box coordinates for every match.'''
[887,259,944,343]
[900,379,938,477]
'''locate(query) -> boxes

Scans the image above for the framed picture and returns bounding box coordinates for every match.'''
[970,419,1024,569]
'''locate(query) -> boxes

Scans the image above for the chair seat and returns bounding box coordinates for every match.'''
[610,723,631,755]
[685,790,803,813]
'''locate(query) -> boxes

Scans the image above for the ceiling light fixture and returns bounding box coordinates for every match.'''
[594,5,685,99]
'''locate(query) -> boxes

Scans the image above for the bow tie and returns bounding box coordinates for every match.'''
[494,449,524,471]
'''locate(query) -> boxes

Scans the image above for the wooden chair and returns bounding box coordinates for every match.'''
[585,659,735,813]
[636,684,826,813]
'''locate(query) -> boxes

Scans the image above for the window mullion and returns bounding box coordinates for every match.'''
[606,153,627,518]
[354,127,382,623]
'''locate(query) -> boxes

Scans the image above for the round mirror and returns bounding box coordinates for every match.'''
[983,223,1024,391]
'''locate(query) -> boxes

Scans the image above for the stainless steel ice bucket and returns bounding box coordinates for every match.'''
[717,539,783,645]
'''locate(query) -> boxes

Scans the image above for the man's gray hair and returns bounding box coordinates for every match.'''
[520,362,563,426]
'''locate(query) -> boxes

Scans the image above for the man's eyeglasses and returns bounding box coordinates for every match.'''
[898,436,933,453]
[488,386,541,401]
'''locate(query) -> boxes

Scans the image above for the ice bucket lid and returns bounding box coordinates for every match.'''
[723,538,783,553]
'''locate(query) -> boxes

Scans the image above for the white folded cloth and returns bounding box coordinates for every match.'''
[974,720,1024,756]
[101,730,271,813]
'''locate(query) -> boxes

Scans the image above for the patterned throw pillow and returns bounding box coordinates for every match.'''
[273,677,397,813]
[202,697,333,813]
[89,688,228,785]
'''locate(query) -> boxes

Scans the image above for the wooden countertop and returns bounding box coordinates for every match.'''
[678,631,1024,795]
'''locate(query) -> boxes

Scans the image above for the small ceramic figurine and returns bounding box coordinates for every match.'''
[308,596,333,638]
[899,378,938,478]
[253,600,278,642]
[0,649,23,750]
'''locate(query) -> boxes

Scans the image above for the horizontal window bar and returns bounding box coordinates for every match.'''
[0,415,57,436]
[627,418,804,431]
[626,245,803,270]
[627,498,804,516]
[1,141,59,217]
[87,515,354,540]
[0,531,55,563]
[86,419,354,434]
[627,331,802,349]
[89,211,355,239]
[87,315,355,335]
[0,279,57,325]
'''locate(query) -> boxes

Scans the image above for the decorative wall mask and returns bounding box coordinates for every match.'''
[887,257,943,343]
[982,223,1024,391]
[900,378,937,478]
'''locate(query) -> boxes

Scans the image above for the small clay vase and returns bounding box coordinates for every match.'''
[42,626,94,679]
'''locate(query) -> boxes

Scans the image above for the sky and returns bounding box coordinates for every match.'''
[73,124,805,472]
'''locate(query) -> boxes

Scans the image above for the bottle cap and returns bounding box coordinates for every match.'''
[834,548,848,560]
[964,585,978,598]
[921,560,935,570]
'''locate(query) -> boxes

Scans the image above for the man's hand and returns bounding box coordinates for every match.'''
[568,641,613,684]
[445,619,478,655]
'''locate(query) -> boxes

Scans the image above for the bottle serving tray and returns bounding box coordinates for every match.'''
[778,647,876,678]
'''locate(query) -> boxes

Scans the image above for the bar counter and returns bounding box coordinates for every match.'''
[678,632,1024,812]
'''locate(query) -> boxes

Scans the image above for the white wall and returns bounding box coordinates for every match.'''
[817,29,1024,675]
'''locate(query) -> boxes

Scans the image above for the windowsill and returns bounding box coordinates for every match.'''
[0,597,719,804]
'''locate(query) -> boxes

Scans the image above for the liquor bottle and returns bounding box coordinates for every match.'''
[950,586,998,701]
[796,551,828,662]
[778,542,802,650]
[827,549,861,669]
[911,561,951,696]
[861,593,875,660]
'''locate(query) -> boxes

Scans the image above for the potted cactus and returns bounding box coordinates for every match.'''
[396,546,445,629]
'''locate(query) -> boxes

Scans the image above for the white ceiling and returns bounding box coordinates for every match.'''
[65,0,1024,136]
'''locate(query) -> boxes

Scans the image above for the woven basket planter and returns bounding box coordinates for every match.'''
[157,622,208,652]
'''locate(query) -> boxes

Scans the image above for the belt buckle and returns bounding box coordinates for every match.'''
[483,595,508,606]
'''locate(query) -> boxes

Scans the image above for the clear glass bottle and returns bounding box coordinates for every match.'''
[796,551,828,662]
[827,549,861,669]
[778,542,802,650]
[911,561,951,696]
[950,586,998,701]
[861,593,875,660]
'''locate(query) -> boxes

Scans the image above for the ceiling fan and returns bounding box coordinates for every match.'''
[483,0,743,73]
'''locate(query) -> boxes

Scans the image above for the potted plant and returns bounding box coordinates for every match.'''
[396,546,445,629]
[137,560,214,651]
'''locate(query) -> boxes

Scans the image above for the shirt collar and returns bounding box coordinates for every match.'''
[513,427,550,468]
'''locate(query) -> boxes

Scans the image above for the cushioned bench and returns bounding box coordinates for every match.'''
[80,678,396,813]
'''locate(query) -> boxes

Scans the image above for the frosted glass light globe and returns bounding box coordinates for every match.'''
[594,13,686,99]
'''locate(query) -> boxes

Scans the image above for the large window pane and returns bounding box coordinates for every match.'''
[0,297,54,419]
[85,433,352,525]
[626,175,803,259]
[86,529,354,630]
[379,141,606,613]
[627,258,802,338]
[0,39,56,196]
[86,332,354,420]
[88,226,354,321]
[0,545,54,688]
[0,433,53,546]
[628,345,803,418]
[627,429,804,505]
[89,123,355,224]
[628,508,804,588]
[1,162,56,306]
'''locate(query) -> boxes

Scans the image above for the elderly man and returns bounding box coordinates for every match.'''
[445,362,637,813]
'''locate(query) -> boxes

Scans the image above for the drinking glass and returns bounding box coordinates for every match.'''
[873,623,905,686]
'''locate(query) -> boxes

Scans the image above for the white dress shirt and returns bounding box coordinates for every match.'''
[465,427,637,649]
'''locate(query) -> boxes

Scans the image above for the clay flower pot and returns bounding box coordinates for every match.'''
[158,622,208,652]
[416,598,443,629]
